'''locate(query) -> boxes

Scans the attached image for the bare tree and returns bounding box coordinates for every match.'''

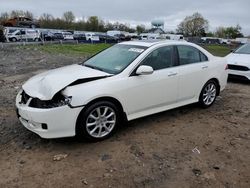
[0,12,9,22]
[136,25,146,34]
[10,10,33,18]
[177,12,209,36]
[214,27,226,38]
[40,13,54,22]
[24,11,34,19]
[62,11,75,23]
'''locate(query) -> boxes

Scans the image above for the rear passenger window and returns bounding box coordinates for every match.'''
[177,45,208,65]
[200,52,208,62]
[141,46,174,71]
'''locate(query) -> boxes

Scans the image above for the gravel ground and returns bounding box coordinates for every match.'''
[0,47,249,188]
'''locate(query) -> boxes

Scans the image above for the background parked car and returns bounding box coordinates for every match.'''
[62,32,74,40]
[139,34,149,40]
[201,37,220,44]
[220,39,231,45]
[97,34,118,43]
[226,43,250,81]
[114,33,126,41]
[2,17,40,28]
[73,33,86,41]
[130,35,140,40]
[7,29,40,42]
[85,32,100,42]
[52,32,64,40]
[40,30,55,41]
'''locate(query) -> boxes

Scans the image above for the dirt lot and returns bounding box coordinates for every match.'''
[0,46,250,188]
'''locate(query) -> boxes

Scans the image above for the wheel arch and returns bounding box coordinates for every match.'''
[11,37,17,41]
[200,78,220,97]
[75,96,127,139]
[76,96,128,124]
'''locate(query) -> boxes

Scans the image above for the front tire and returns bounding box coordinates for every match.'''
[76,101,121,141]
[199,80,218,108]
[11,37,17,42]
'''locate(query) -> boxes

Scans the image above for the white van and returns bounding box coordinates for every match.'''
[140,33,160,40]
[7,29,40,42]
[85,32,100,42]
[163,34,184,41]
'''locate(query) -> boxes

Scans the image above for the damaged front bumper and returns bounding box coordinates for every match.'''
[16,90,83,139]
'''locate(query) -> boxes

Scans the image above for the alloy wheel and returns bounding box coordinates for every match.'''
[202,83,217,106]
[86,106,116,138]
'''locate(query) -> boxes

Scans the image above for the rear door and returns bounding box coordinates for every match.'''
[176,45,210,102]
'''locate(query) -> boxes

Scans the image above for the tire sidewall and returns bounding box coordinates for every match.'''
[199,80,218,108]
[76,101,121,141]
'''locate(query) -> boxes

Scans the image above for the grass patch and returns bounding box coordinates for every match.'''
[202,44,231,57]
[37,43,112,56]
[22,43,231,57]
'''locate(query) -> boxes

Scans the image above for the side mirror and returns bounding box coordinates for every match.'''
[136,65,154,75]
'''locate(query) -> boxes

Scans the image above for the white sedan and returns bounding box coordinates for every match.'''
[226,43,250,80]
[16,40,228,141]
[62,32,74,40]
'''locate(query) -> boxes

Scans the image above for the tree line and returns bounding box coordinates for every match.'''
[0,10,146,33]
[0,10,245,38]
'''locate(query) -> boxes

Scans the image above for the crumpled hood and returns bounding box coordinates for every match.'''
[23,64,111,100]
[226,53,250,67]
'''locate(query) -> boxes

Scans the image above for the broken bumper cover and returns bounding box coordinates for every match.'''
[16,91,83,139]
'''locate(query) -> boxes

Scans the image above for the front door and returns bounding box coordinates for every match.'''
[122,45,179,117]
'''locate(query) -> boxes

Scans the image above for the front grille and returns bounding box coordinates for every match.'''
[228,64,250,71]
[21,91,30,104]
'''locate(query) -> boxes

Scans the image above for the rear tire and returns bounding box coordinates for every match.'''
[11,37,17,42]
[199,80,218,108]
[76,101,121,141]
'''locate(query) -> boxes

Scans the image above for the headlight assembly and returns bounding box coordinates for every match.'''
[29,93,72,109]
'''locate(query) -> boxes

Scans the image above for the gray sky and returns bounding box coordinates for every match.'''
[0,0,250,35]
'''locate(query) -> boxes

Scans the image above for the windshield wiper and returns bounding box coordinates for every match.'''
[84,64,105,72]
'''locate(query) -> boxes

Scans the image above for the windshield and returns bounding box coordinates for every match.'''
[83,44,147,74]
[234,44,250,54]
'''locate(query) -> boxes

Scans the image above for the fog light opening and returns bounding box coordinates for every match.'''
[42,123,48,130]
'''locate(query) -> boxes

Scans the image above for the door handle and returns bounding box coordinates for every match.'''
[168,72,178,77]
[202,65,208,69]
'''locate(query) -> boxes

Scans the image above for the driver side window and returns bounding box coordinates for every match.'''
[141,46,174,71]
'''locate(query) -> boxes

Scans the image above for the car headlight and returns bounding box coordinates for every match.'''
[29,93,72,109]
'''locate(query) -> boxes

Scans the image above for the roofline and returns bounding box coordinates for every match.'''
[120,40,188,47]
